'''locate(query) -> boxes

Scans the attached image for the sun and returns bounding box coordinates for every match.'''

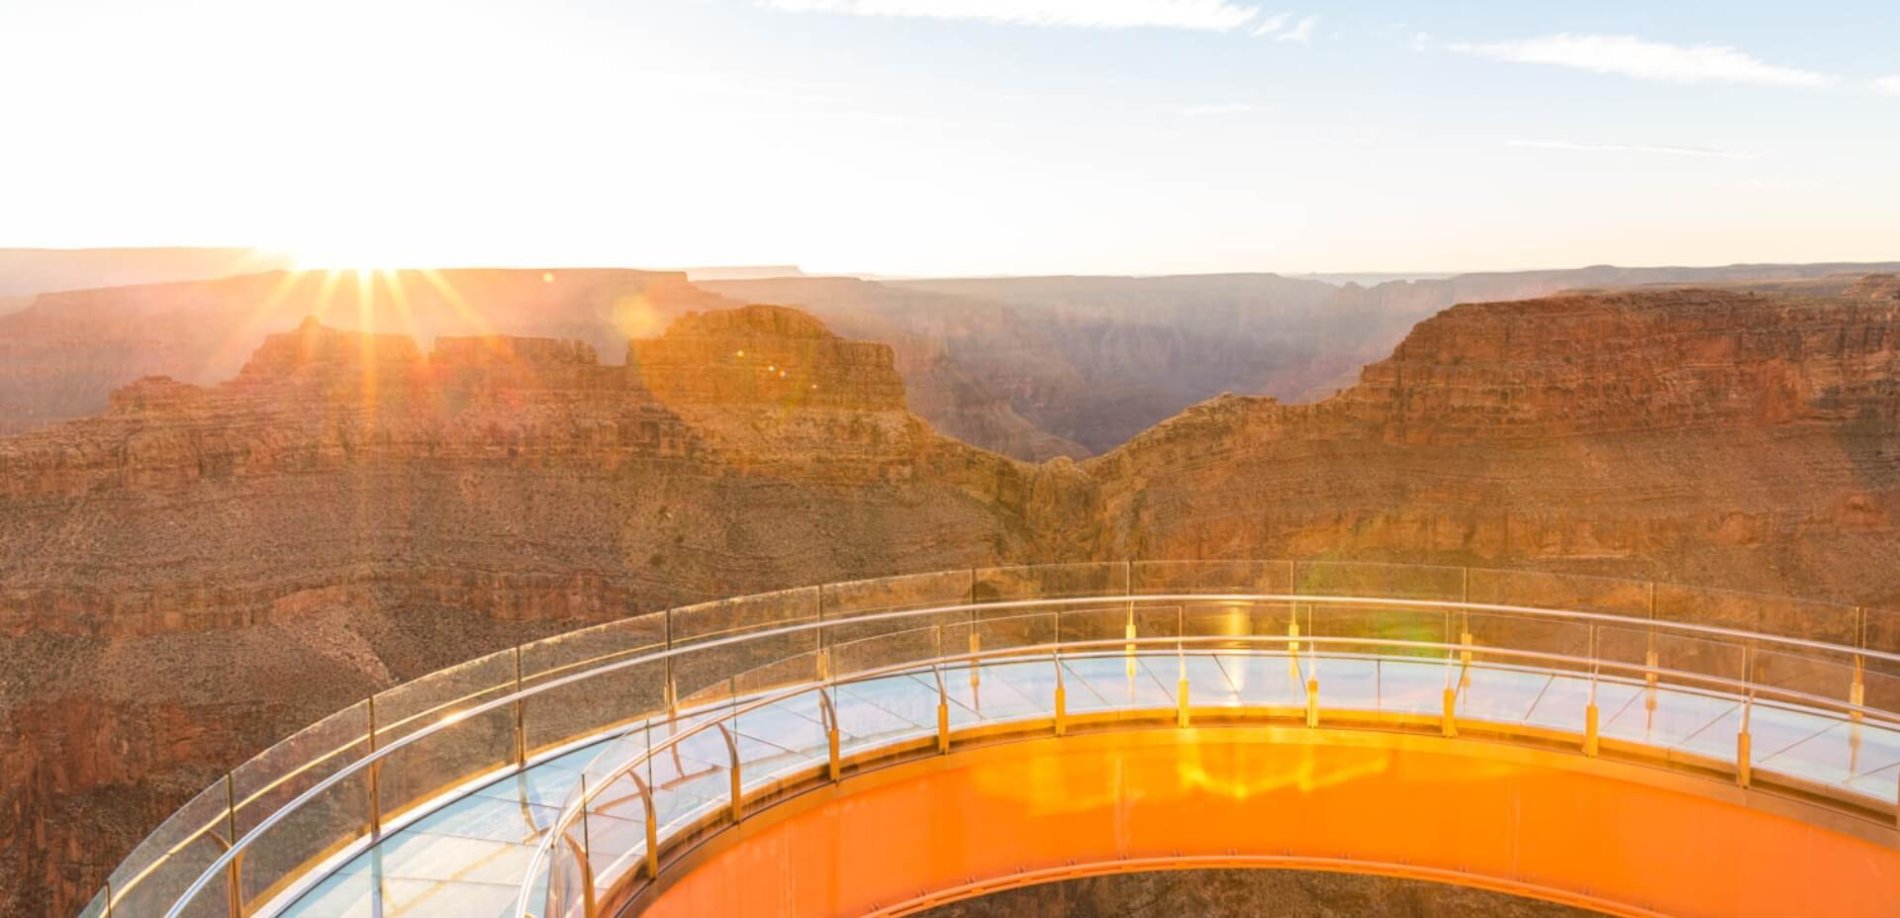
[288,240,414,273]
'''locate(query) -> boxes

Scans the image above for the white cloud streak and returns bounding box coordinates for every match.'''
[1249,12,1288,37]
[1274,14,1317,43]
[1181,102,1254,115]
[761,0,1264,31]
[1507,139,1758,159]
[1875,75,1900,96]
[1450,33,1835,87]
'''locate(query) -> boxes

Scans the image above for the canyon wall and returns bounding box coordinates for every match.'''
[0,308,1079,915]
[1086,287,1900,605]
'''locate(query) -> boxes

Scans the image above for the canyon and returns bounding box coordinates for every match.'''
[3,276,1900,913]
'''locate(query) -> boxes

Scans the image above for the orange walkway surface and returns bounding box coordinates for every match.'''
[642,728,1900,917]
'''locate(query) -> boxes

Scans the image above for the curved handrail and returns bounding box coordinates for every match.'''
[143,586,1900,918]
[522,632,1900,918]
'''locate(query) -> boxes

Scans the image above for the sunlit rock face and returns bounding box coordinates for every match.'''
[0,306,1074,915]
[1086,288,1900,604]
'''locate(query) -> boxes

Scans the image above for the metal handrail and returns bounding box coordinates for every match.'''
[522,632,1900,918]
[144,587,1900,918]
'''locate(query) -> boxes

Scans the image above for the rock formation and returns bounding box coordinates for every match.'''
[1085,288,1900,603]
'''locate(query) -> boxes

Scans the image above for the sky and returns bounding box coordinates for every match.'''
[2,0,1897,276]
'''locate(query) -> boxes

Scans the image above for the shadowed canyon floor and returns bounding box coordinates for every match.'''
[4,282,1900,913]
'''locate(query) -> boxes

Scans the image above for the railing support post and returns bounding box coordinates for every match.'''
[1054,653,1068,737]
[1737,694,1754,788]
[1441,687,1457,738]
[1584,701,1600,758]
[365,696,382,841]
[717,723,743,823]
[1177,675,1191,728]
[1851,655,1866,724]
[512,646,528,769]
[630,770,659,880]
[819,688,841,782]
[223,774,243,918]
[934,665,950,754]
[1304,678,1319,728]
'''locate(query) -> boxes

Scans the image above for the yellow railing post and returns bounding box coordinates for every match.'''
[1441,687,1457,738]
[1584,701,1600,758]
[1305,678,1319,728]
[1054,653,1068,737]
[934,665,950,754]
[1177,675,1191,728]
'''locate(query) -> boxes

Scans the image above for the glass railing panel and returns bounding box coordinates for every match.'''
[670,588,820,700]
[519,612,666,757]
[1748,647,1856,710]
[973,562,1130,602]
[1177,650,1245,708]
[1463,612,1592,674]
[1309,653,1382,711]
[1597,682,1743,755]
[829,623,944,679]
[1520,671,1643,735]
[374,702,518,840]
[644,711,736,839]
[1595,623,1745,690]
[1290,560,1466,600]
[231,760,376,913]
[730,647,823,697]
[1380,657,1457,716]
[541,820,592,918]
[733,691,832,790]
[1055,652,1174,715]
[1050,602,1133,644]
[1130,559,1296,595]
[1868,607,1900,655]
[222,699,377,913]
[971,607,1058,653]
[1656,583,1860,645]
[821,569,973,618]
[831,670,938,762]
[1465,568,1652,616]
[1179,599,1294,647]
[1308,603,1447,660]
[1208,650,1308,708]
[669,586,822,645]
[98,776,237,918]
[963,656,1064,719]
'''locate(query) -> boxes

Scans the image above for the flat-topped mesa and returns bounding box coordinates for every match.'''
[630,304,907,411]
[1335,288,1900,441]
[1845,274,1900,301]
[428,334,636,397]
[238,316,425,385]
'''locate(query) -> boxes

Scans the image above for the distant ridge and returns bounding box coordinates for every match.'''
[0,246,290,296]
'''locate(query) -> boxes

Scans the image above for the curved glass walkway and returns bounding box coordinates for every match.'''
[85,562,1900,918]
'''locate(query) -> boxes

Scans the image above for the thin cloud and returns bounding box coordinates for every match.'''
[1876,75,1900,96]
[1450,34,1835,87]
[1182,102,1254,116]
[1274,15,1318,44]
[1410,31,1431,52]
[1250,13,1289,37]
[1507,139,1758,159]
[761,0,1264,32]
